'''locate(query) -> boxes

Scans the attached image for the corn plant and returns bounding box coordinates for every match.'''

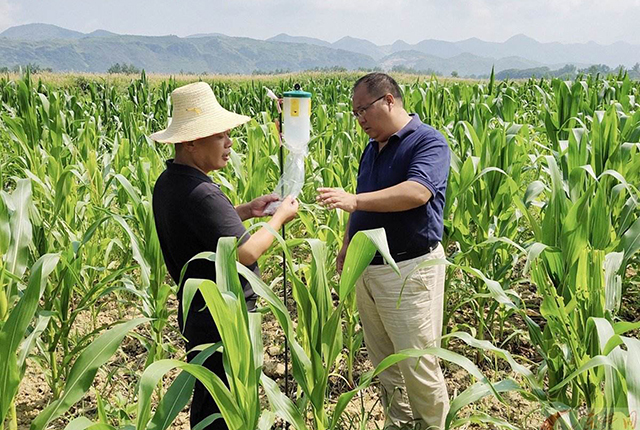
[0,254,59,430]
[177,231,518,430]
[147,237,304,430]
[523,160,640,406]
[30,317,149,430]
[444,120,532,348]
[1,70,639,429]
[0,179,34,322]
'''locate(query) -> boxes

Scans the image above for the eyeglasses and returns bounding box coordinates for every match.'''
[352,94,386,119]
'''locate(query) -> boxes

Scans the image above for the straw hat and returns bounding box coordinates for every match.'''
[150,82,250,143]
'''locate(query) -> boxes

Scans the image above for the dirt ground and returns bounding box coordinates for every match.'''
[17,262,640,430]
[14,293,547,430]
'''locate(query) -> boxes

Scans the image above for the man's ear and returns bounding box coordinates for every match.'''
[385,93,395,110]
[181,140,197,153]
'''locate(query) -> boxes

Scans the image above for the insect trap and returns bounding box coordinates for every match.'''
[264,83,312,214]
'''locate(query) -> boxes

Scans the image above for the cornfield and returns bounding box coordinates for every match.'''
[1,69,639,430]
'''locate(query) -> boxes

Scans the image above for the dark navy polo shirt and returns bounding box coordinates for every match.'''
[348,115,450,260]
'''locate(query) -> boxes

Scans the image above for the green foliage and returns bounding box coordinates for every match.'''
[0,71,639,429]
[107,63,141,75]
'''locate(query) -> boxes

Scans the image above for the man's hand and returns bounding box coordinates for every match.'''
[248,194,280,218]
[237,196,299,267]
[273,195,299,224]
[316,188,358,213]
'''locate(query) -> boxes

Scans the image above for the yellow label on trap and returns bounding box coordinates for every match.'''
[290,99,299,117]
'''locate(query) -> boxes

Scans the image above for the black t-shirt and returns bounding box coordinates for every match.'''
[152,160,259,336]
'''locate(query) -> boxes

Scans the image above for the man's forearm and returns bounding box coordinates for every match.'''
[235,203,252,221]
[237,215,285,265]
[342,216,351,249]
[356,181,432,212]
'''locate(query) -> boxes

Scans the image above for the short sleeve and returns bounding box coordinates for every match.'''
[406,131,451,197]
[186,187,250,251]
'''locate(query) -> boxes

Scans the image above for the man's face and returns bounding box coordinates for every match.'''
[192,129,233,172]
[352,85,392,143]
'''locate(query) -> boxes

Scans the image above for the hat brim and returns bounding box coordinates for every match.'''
[150,111,251,144]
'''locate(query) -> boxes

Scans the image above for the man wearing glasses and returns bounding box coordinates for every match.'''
[317,73,450,429]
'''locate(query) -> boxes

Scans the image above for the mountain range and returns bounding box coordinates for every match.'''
[1,23,638,76]
[269,33,639,68]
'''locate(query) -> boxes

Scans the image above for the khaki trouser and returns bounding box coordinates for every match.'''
[356,244,449,429]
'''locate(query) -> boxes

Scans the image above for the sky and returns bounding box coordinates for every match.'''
[1,0,639,46]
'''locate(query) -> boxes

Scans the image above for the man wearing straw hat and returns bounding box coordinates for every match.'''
[151,82,298,430]
[317,73,450,429]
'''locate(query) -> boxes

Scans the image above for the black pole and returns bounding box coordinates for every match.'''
[278,105,290,411]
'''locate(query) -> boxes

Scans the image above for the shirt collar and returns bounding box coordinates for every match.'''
[389,114,421,143]
[165,159,213,183]
[370,114,422,150]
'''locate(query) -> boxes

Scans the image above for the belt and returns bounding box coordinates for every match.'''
[370,241,439,265]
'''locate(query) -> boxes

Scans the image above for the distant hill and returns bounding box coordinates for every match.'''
[390,40,413,53]
[393,34,640,68]
[0,24,121,41]
[405,39,463,58]
[0,23,87,40]
[265,32,640,68]
[0,33,376,74]
[1,24,638,76]
[450,34,639,67]
[269,34,389,60]
[186,33,229,39]
[332,37,387,60]
[379,50,543,76]
[267,33,331,47]
[87,29,118,38]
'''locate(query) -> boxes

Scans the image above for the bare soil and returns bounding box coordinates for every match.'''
[18,260,637,430]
